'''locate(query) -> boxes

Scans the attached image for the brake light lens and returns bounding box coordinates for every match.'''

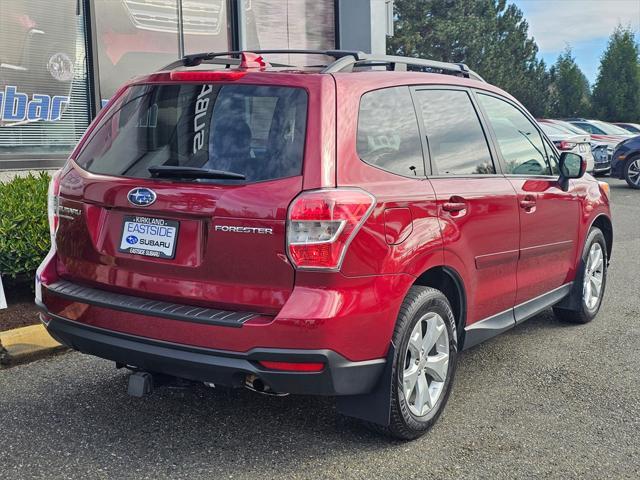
[258,361,324,372]
[169,70,246,81]
[47,170,62,244]
[558,140,577,151]
[287,188,375,270]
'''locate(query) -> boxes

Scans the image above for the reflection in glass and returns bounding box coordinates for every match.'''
[243,0,335,66]
[94,0,231,101]
[75,83,308,183]
[478,94,551,176]
[357,87,424,177]
[416,90,494,175]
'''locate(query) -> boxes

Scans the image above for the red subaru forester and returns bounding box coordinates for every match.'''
[36,51,612,439]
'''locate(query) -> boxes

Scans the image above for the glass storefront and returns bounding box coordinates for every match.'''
[0,0,338,170]
[244,0,336,66]
[0,0,91,161]
[93,0,232,101]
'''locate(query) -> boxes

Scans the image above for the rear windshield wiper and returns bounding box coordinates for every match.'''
[148,165,246,180]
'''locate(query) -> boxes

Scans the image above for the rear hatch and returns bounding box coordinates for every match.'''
[55,79,309,314]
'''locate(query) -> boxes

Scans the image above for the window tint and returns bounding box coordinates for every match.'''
[478,94,552,176]
[357,87,425,176]
[415,89,494,175]
[75,84,308,182]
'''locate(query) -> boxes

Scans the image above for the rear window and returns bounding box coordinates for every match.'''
[75,83,308,182]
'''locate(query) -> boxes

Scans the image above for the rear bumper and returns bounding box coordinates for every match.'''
[41,311,386,396]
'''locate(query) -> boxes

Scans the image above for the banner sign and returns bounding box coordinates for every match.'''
[0,86,70,124]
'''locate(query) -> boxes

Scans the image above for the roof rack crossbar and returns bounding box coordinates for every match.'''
[160,49,485,83]
[162,49,366,71]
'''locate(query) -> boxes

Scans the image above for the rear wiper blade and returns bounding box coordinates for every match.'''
[148,165,246,180]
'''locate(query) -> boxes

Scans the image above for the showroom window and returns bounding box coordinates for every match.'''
[242,0,336,66]
[93,0,233,102]
[0,0,91,161]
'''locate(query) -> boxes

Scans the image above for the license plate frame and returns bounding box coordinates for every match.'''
[118,215,179,259]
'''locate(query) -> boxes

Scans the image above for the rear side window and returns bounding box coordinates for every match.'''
[415,89,495,175]
[75,84,308,182]
[573,122,604,135]
[478,94,552,176]
[357,87,425,177]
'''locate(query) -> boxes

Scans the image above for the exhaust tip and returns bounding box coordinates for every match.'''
[244,374,289,397]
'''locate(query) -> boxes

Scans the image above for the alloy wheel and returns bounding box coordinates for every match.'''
[627,159,640,186]
[402,312,449,417]
[583,243,604,310]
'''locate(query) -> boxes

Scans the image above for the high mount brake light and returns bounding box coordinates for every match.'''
[287,189,376,270]
[169,71,246,81]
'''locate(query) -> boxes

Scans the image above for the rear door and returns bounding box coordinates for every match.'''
[413,87,520,327]
[476,92,581,307]
[56,80,313,314]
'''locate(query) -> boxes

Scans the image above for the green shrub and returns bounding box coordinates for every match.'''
[0,172,51,279]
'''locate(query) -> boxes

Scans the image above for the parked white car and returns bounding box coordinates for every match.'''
[539,122,596,173]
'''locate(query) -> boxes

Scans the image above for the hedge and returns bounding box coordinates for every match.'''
[0,172,51,279]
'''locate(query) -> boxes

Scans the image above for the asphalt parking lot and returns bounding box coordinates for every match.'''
[1,178,638,479]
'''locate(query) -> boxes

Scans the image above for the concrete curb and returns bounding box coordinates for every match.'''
[0,324,67,367]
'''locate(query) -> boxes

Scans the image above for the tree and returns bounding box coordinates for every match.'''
[388,0,550,115]
[547,47,591,118]
[592,26,640,122]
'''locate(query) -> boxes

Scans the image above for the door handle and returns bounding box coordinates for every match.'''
[443,202,467,212]
[519,195,536,212]
[442,199,467,213]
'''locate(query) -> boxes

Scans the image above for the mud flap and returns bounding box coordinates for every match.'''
[555,257,586,311]
[336,344,395,426]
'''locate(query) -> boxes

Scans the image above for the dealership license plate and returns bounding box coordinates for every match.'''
[118,216,179,259]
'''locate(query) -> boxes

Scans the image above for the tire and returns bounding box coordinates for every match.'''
[553,227,607,324]
[624,156,640,189]
[367,286,458,440]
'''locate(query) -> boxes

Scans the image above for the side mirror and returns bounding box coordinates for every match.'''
[558,152,586,191]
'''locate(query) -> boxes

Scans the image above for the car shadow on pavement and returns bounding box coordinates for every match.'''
[2,308,587,477]
[3,353,407,470]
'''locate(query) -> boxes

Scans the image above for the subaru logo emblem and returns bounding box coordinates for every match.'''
[127,187,156,206]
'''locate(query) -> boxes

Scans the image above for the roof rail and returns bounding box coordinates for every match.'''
[161,49,485,82]
[321,53,485,82]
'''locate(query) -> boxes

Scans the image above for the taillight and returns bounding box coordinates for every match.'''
[287,188,375,270]
[47,170,61,245]
[558,140,577,150]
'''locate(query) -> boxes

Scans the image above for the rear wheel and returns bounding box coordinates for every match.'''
[624,157,640,189]
[368,286,458,440]
[553,227,607,324]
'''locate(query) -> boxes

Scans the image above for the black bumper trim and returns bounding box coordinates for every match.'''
[45,280,260,328]
[44,314,386,396]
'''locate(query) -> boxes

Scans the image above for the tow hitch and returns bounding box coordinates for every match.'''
[127,371,154,398]
[124,369,195,397]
